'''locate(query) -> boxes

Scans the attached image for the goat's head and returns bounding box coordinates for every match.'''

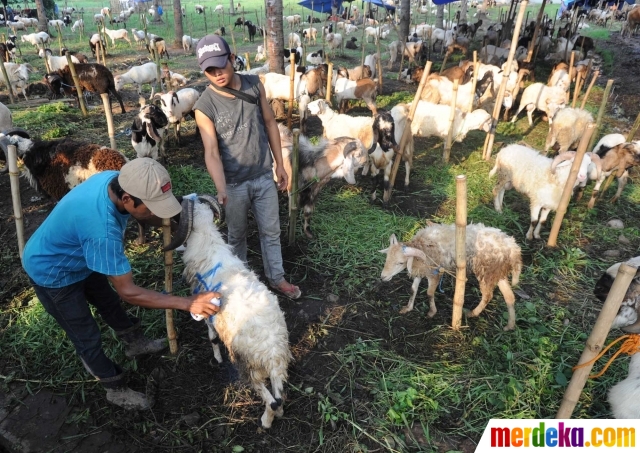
[0,128,34,173]
[379,234,427,280]
[163,195,224,251]
[550,151,591,183]
[341,139,368,185]
[306,99,329,116]
[140,104,169,140]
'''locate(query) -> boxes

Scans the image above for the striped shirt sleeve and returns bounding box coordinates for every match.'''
[83,237,131,276]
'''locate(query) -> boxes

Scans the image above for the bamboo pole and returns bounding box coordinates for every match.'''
[452,175,467,330]
[288,129,300,245]
[571,71,582,109]
[244,52,251,70]
[580,70,599,109]
[360,4,368,79]
[483,0,529,161]
[444,79,459,162]
[547,123,595,247]
[99,39,106,66]
[326,62,333,102]
[386,61,433,204]
[287,52,295,130]
[56,23,64,55]
[101,93,117,150]
[376,30,382,90]
[556,263,637,419]
[440,51,449,74]
[525,0,547,62]
[230,27,237,55]
[155,52,163,93]
[626,111,640,142]
[0,54,15,104]
[163,217,179,355]
[204,9,208,34]
[566,51,575,104]
[468,51,478,113]
[242,7,246,42]
[66,52,88,117]
[7,145,24,258]
[587,79,614,153]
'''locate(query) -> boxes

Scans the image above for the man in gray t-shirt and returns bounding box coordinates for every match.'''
[194,35,301,299]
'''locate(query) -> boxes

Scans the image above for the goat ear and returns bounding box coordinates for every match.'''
[389,234,398,245]
[378,248,389,254]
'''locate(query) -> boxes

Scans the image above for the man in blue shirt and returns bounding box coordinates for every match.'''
[22,158,220,410]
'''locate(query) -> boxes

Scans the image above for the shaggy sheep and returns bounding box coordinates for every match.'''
[325,33,343,56]
[278,124,368,238]
[163,197,291,429]
[608,354,640,419]
[131,104,168,161]
[379,223,522,331]
[511,83,567,126]
[489,144,594,240]
[0,128,127,199]
[544,108,594,153]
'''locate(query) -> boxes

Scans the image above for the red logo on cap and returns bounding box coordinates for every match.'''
[161,182,171,193]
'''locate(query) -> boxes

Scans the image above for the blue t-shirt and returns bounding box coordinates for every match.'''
[23,171,132,288]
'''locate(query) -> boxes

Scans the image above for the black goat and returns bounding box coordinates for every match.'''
[345,37,358,49]
[234,17,244,28]
[246,22,257,42]
[307,15,321,23]
[49,64,126,114]
[131,104,169,161]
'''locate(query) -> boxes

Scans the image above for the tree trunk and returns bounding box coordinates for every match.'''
[399,0,411,41]
[265,0,284,74]
[436,4,444,29]
[35,0,48,33]
[173,0,183,45]
[151,0,162,23]
[460,0,468,24]
[230,0,235,15]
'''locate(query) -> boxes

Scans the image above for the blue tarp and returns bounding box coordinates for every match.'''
[432,0,460,4]
[297,0,395,14]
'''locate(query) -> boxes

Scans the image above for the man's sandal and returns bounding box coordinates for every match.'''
[270,281,302,299]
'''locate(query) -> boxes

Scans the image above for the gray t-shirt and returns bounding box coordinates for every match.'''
[194,74,273,184]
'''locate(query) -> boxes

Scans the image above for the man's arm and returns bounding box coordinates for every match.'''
[195,109,228,205]
[109,272,219,316]
[258,82,288,191]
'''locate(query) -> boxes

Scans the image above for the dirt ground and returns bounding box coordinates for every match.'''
[2,28,640,452]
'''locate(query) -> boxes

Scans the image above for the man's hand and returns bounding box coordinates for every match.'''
[275,166,289,192]
[189,292,222,317]
[217,192,227,206]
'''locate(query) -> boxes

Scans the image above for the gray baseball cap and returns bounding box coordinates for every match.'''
[196,35,231,70]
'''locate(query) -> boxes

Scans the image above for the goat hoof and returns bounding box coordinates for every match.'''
[399,307,412,314]
[270,400,280,410]
[275,397,283,407]
[503,323,516,331]
[304,229,314,239]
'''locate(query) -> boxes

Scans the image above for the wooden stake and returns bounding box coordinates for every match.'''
[571,71,582,109]
[66,52,88,117]
[376,30,382,90]
[468,52,478,113]
[555,263,637,419]
[56,23,64,55]
[163,217,179,355]
[7,144,24,258]
[483,0,529,161]
[626,111,640,142]
[452,175,467,330]
[287,52,295,130]
[587,79,614,152]
[386,61,433,204]
[230,27,237,55]
[566,51,575,104]
[0,53,15,104]
[580,70,599,109]
[245,52,251,70]
[440,51,449,74]
[326,62,333,102]
[288,129,300,245]
[100,93,117,150]
[444,79,459,162]
[547,123,595,247]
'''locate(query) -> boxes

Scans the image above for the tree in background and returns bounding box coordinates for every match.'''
[265,0,284,74]
[230,0,235,15]
[173,0,184,46]
[399,0,411,42]
[436,4,444,29]
[35,0,48,32]
[460,0,468,23]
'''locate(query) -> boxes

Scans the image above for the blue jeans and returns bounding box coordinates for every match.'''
[225,172,285,286]
[31,272,134,381]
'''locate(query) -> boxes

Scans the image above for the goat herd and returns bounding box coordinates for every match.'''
[1,1,640,427]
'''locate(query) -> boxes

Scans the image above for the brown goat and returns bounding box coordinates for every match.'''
[54,64,126,113]
[586,142,640,207]
[300,64,327,97]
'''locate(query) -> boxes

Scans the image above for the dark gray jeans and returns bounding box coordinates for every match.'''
[225,172,285,286]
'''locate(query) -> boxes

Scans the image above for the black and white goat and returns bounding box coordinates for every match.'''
[163,196,291,429]
[131,104,169,161]
[278,124,368,238]
[594,256,640,333]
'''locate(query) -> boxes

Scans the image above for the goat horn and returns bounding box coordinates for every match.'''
[586,152,603,178]
[402,246,427,261]
[550,151,576,174]
[1,127,30,139]
[197,194,225,224]
[0,136,8,173]
[162,198,194,251]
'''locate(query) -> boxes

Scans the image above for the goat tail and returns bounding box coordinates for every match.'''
[510,250,522,287]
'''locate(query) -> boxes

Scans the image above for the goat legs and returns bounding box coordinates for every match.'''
[399,276,422,314]
[611,170,629,203]
[255,382,278,428]
[497,279,517,331]
[269,370,285,418]
[207,324,224,363]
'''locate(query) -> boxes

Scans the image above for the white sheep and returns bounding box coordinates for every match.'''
[511,83,567,126]
[548,69,571,91]
[103,27,132,47]
[195,4,205,14]
[325,33,342,56]
[1,63,30,101]
[131,28,147,48]
[379,223,522,331]
[164,197,291,429]
[48,19,65,28]
[39,48,80,72]
[254,45,266,62]
[114,62,160,98]
[94,13,105,25]
[394,101,492,142]
[182,34,199,52]
[287,32,301,48]
[7,21,25,32]
[364,26,388,43]
[157,88,201,142]
[71,19,84,32]
[544,108,594,153]
[302,27,317,45]
[388,41,424,68]
[489,144,594,240]
[21,32,50,48]
[609,354,640,419]
[214,4,224,13]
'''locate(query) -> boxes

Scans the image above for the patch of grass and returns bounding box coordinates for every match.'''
[600,49,614,75]
[13,102,80,139]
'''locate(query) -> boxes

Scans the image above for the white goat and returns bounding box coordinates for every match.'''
[1,63,30,101]
[182,34,199,52]
[114,62,160,98]
[21,32,50,48]
[489,144,594,240]
[609,354,640,419]
[165,197,291,429]
[39,48,80,71]
[379,223,522,331]
[71,19,84,32]
[544,108,594,153]
[511,83,566,126]
[103,27,132,47]
[157,88,200,142]
[333,75,378,115]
